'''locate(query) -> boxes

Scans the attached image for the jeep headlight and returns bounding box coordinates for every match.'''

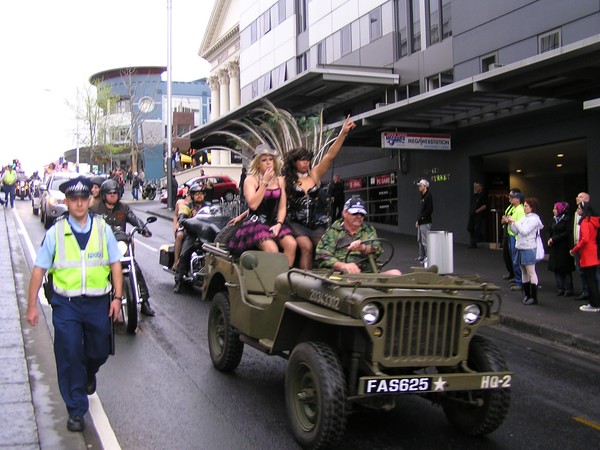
[361,303,381,325]
[463,304,482,324]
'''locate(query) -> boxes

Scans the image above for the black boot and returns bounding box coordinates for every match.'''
[523,284,538,305]
[141,300,156,316]
[521,282,531,303]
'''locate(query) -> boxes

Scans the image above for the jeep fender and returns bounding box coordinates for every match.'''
[271,301,363,354]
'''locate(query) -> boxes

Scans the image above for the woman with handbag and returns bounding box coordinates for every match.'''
[508,197,544,305]
[569,201,600,312]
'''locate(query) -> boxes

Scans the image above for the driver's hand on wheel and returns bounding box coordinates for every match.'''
[339,262,361,274]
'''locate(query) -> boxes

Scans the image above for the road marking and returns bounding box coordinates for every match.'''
[14,209,122,449]
[573,416,600,431]
[135,239,158,252]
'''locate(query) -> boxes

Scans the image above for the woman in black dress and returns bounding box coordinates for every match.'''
[547,201,575,296]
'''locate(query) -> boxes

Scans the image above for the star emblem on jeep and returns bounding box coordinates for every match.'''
[433,377,447,391]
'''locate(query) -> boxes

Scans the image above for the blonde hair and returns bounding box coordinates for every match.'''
[248,152,282,176]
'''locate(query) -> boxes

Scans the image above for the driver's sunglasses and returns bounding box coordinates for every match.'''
[351,212,365,217]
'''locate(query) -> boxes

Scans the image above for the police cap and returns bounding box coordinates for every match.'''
[59,176,92,198]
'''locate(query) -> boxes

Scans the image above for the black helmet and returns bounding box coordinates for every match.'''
[91,176,105,188]
[100,179,121,202]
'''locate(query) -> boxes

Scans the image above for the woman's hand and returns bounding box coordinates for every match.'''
[341,115,356,135]
[270,222,283,237]
[262,168,275,186]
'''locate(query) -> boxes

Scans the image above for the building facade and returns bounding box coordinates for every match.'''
[88,66,211,180]
[192,0,600,245]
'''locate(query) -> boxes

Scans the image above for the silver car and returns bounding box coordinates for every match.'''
[39,172,83,229]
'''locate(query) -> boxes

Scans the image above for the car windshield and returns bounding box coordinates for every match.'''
[50,177,74,191]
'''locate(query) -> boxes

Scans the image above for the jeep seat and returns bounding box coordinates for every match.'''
[240,251,288,307]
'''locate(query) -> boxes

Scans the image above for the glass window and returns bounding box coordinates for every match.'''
[539,29,560,53]
[397,0,408,57]
[262,10,271,35]
[411,0,421,52]
[317,41,326,64]
[250,20,258,44]
[263,73,271,92]
[481,54,497,73]
[341,24,352,55]
[278,0,287,25]
[428,0,439,45]
[297,0,307,32]
[297,52,308,73]
[441,0,451,38]
[251,80,258,99]
[370,7,382,41]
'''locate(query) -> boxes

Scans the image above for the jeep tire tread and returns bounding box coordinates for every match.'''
[285,341,347,449]
[208,292,244,372]
[442,335,511,435]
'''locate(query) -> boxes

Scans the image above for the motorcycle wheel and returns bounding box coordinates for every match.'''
[122,276,138,334]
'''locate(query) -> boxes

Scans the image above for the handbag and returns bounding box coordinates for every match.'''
[535,232,545,261]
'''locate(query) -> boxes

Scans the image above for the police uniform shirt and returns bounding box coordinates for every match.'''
[34,214,122,270]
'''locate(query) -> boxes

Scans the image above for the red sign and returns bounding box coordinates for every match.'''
[347,178,363,190]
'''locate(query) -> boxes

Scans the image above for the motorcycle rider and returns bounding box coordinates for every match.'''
[91,179,156,316]
[173,183,210,293]
[90,176,105,208]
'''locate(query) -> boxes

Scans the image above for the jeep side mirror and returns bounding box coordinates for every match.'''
[241,253,258,270]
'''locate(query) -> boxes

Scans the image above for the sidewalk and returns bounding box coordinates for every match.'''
[2,195,599,448]
[142,199,600,354]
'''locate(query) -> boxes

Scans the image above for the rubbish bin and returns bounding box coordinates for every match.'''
[427,231,454,274]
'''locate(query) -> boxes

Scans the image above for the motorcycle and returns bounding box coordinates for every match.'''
[160,205,231,290]
[30,179,42,215]
[114,216,157,334]
[16,179,30,200]
[141,181,157,200]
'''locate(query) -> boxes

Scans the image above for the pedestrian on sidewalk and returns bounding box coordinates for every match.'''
[547,201,575,296]
[570,201,600,312]
[508,197,543,305]
[131,171,141,201]
[415,179,433,264]
[573,191,593,300]
[503,191,526,291]
[500,188,520,282]
[25,176,123,433]
[467,181,488,248]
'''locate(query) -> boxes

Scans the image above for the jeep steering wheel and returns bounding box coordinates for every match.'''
[343,238,394,274]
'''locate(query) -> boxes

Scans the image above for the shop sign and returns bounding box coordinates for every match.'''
[347,178,363,190]
[381,132,451,150]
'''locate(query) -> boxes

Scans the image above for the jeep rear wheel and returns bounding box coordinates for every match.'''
[285,342,347,449]
[442,336,511,435]
[208,292,243,372]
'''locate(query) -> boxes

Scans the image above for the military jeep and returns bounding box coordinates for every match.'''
[202,240,511,449]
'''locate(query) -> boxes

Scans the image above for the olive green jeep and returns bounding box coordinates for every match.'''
[202,239,512,449]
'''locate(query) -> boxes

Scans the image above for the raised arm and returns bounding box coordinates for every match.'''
[311,116,356,181]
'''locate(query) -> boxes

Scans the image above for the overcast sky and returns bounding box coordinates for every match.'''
[0,0,215,174]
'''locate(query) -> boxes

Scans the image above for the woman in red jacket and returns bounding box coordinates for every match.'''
[570,201,600,312]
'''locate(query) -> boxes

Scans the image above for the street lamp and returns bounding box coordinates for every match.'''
[166,0,174,210]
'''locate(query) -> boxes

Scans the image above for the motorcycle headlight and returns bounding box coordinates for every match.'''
[361,303,382,325]
[463,304,482,325]
[117,240,128,256]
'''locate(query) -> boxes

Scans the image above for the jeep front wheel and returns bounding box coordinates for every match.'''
[285,342,347,449]
[442,336,511,435]
[208,292,244,372]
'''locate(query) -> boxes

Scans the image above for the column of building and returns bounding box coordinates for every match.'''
[228,59,240,110]
[208,75,220,121]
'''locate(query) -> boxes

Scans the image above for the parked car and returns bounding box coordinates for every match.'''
[39,172,83,229]
[161,175,239,204]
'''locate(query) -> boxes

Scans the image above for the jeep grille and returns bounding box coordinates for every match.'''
[381,298,466,364]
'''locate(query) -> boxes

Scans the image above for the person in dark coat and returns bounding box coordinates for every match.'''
[547,201,575,296]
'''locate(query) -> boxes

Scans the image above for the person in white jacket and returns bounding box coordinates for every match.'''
[508,197,544,305]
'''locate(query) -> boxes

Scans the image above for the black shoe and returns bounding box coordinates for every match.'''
[173,281,181,294]
[555,290,565,296]
[522,297,538,305]
[67,416,85,432]
[502,273,513,280]
[575,293,590,301]
[563,291,573,297]
[86,372,96,395]
[141,301,155,316]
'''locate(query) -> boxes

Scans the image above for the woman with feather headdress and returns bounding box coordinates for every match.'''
[283,116,356,269]
[227,144,297,267]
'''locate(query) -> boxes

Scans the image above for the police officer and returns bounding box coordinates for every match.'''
[91,179,156,316]
[26,176,123,432]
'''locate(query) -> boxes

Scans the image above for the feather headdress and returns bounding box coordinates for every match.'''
[204,100,339,166]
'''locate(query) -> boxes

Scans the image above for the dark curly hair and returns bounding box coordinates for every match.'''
[283,147,314,193]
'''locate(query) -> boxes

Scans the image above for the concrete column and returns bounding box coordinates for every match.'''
[228,59,240,110]
[208,75,220,120]
[218,69,230,115]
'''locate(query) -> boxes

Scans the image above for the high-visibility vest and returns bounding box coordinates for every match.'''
[3,170,16,185]
[51,217,112,297]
